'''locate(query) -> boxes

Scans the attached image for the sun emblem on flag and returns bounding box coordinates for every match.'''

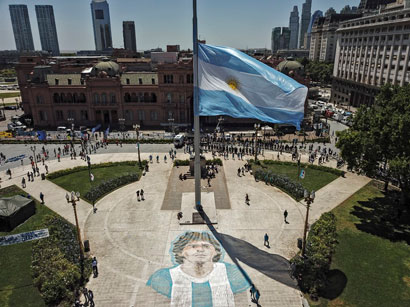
[226,78,240,91]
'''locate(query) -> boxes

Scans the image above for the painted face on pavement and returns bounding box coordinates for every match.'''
[182,240,216,264]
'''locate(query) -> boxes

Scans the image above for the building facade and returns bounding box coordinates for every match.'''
[90,0,112,51]
[299,0,312,49]
[271,27,290,53]
[358,0,397,10]
[289,6,299,49]
[9,5,35,52]
[331,1,410,106]
[123,21,137,53]
[15,55,194,130]
[35,5,60,56]
[306,10,323,51]
[309,14,359,63]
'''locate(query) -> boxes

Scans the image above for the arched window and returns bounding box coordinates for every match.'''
[144,92,149,102]
[67,93,73,103]
[124,93,131,102]
[73,93,78,103]
[94,93,100,104]
[131,93,137,102]
[138,93,143,102]
[101,93,107,104]
[60,93,66,102]
[151,93,157,103]
[166,93,172,103]
[53,93,60,103]
[110,93,116,104]
[80,93,86,103]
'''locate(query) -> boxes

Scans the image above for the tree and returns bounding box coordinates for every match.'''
[336,84,410,205]
[305,61,333,84]
[325,7,336,17]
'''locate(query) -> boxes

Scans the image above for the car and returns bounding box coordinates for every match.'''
[57,126,67,131]
[4,105,18,110]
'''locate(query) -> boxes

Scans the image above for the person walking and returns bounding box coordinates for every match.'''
[284,210,288,223]
[140,189,144,201]
[88,289,95,307]
[245,194,250,206]
[45,164,49,174]
[21,177,26,188]
[136,190,140,201]
[39,192,44,204]
[92,257,98,277]
[264,233,270,248]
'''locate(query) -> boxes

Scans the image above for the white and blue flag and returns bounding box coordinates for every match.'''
[198,44,307,129]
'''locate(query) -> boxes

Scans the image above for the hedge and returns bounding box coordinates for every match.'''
[47,161,144,180]
[253,167,305,199]
[290,212,338,298]
[260,160,345,177]
[84,172,141,203]
[31,215,92,306]
[173,158,223,167]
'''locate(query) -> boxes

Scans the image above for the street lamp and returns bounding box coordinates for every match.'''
[133,124,142,168]
[67,117,75,141]
[301,189,315,256]
[118,118,125,140]
[65,191,85,281]
[30,145,38,168]
[254,123,261,161]
[168,117,175,135]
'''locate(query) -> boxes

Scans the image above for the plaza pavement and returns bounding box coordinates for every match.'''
[1,150,370,307]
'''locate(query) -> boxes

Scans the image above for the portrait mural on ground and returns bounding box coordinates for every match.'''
[147,231,251,306]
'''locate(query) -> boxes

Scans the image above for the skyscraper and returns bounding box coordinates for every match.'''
[123,21,137,53]
[289,6,299,49]
[271,27,291,53]
[35,5,60,56]
[9,5,35,52]
[90,0,112,51]
[299,0,312,49]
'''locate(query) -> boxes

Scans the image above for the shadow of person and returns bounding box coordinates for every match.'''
[197,207,298,290]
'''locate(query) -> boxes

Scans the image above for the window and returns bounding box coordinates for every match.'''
[150,111,158,120]
[110,93,116,104]
[55,78,59,85]
[68,78,72,85]
[80,79,84,85]
[164,74,173,84]
[39,110,47,121]
[126,78,130,85]
[67,110,76,119]
[168,111,173,119]
[179,75,184,84]
[101,93,107,104]
[166,93,172,103]
[151,93,157,102]
[36,95,44,104]
[180,111,185,121]
[56,110,64,120]
[139,78,143,85]
[125,110,133,121]
[95,9,104,19]
[152,78,155,85]
[186,74,193,83]
[80,110,88,120]
[53,93,60,103]
[93,93,100,104]
[138,110,145,120]
[179,94,185,103]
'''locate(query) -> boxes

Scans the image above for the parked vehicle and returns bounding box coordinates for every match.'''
[173,134,185,148]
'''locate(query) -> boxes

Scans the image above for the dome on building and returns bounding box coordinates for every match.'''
[276,60,304,75]
[93,60,120,77]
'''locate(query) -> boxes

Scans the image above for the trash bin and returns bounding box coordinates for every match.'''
[297,238,303,249]
[84,240,90,252]
[41,173,46,180]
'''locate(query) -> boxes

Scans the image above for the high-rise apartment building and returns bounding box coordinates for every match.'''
[289,6,299,49]
[271,27,291,53]
[35,5,60,56]
[299,0,312,49]
[123,21,137,53]
[331,1,410,106]
[306,10,323,51]
[9,5,35,52]
[90,0,112,50]
[309,13,358,62]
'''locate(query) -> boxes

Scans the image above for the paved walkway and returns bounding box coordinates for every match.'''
[0,150,371,307]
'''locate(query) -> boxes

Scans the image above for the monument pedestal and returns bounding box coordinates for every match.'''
[179,192,218,225]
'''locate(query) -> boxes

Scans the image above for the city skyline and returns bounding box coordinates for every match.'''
[0,0,359,52]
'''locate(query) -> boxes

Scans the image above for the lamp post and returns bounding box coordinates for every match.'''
[65,191,85,281]
[30,145,38,168]
[67,117,75,141]
[301,189,315,257]
[168,117,175,135]
[118,118,125,140]
[133,124,142,167]
[254,123,261,161]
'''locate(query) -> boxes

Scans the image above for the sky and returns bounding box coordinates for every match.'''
[0,0,360,52]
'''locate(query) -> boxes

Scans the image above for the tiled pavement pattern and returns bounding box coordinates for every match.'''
[1,150,370,306]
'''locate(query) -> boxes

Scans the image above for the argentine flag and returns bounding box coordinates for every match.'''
[198,44,307,129]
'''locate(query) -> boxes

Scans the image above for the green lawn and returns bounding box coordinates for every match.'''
[0,92,20,99]
[0,185,58,307]
[310,182,410,307]
[50,164,142,203]
[257,160,340,194]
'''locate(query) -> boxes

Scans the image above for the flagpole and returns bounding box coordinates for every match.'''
[193,0,201,209]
